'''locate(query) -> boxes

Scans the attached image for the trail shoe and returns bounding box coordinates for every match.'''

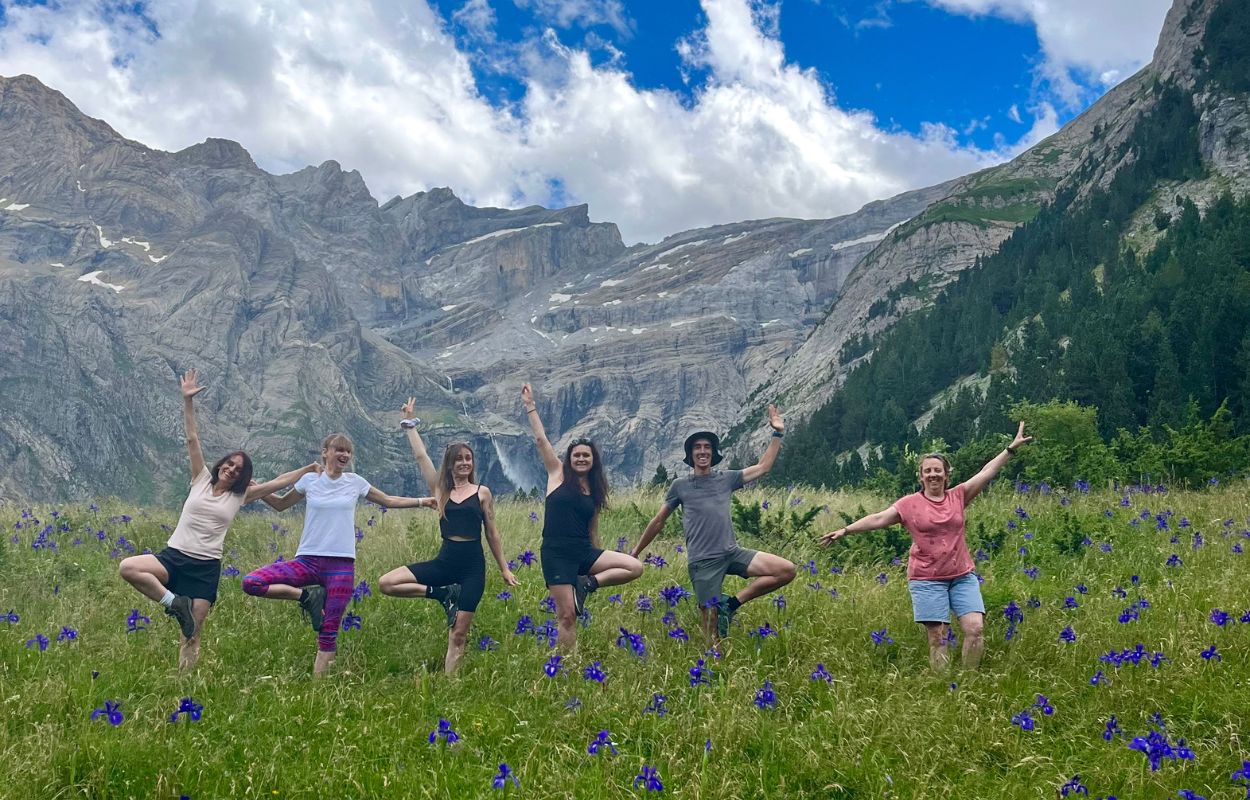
[300,585,327,632]
[717,593,737,639]
[441,584,462,628]
[574,576,593,616]
[165,595,196,639]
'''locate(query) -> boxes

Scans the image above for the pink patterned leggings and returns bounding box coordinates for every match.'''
[243,556,355,652]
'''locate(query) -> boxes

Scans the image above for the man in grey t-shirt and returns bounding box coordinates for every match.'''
[633,405,796,639]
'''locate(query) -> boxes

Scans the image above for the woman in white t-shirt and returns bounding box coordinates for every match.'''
[119,369,316,670]
[243,432,435,677]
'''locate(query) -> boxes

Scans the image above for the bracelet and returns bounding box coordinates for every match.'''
[526,407,537,414]
[771,430,784,438]
[1006,445,1017,456]
[400,418,420,429]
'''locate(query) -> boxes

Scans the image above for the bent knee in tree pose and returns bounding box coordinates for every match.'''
[634,404,795,641]
[522,383,642,651]
[820,422,1034,671]
[243,431,435,678]
[118,368,315,671]
[376,397,518,675]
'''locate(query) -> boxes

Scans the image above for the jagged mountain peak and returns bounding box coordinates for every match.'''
[174,138,259,171]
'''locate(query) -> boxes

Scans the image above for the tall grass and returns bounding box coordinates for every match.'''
[1,483,1248,799]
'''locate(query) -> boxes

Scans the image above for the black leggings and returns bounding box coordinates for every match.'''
[407,539,487,613]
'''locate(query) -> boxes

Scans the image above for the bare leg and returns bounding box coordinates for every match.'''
[733,552,797,605]
[178,600,212,671]
[958,612,985,670]
[550,584,577,651]
[313,650,335,678]
[379,566,430,598]
[588,551,643,588]
[119,555,171,603]
[700,606,718,642]
[445,611,473,675]
[924,622,952,672]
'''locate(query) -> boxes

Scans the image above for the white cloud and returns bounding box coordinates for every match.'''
[1007,103,1022,123]
[923,0,1172,106]
[513,0,632,37]
[452,0,498,42]
[0,0,1067,244]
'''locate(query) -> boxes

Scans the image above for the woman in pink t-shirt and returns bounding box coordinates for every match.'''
[820,423,1033,670]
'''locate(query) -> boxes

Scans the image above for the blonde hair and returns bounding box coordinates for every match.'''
[436,443,476,518]
[320,432,354,462]
[917,452,952,488]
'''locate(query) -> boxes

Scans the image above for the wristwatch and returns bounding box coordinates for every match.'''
[399,418,421,430]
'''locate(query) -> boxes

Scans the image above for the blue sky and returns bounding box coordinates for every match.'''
[434,0,1098,152]
[0,0,1171,242]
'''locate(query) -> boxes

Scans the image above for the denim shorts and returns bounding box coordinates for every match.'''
[908,572,984,623]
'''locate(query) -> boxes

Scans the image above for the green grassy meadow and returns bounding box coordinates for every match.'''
[1,483,1249,799]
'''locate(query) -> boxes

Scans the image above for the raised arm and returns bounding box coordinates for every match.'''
[521,384,562,483]
[364,486,437,510]
[400,396,439,490]
[819,506,903,545]
[180,369,207,479]
[959,421,1033,502]
[631,503,673,559]
[741,404,785,483]
[480,487,518,586]
[259,488,305,512]
[244,463,319,504]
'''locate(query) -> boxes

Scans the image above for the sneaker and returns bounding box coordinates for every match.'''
[717,593,737,639]
[299,585,327,632]
[574,576,593,616]
[441,584,462,628]
[165,595,196,639]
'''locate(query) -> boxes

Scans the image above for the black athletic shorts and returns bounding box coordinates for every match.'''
[408,539,487,613]
[155,547,222,605]
[540,540,604,587]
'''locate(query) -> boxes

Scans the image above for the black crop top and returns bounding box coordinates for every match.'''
[441,488,484,541]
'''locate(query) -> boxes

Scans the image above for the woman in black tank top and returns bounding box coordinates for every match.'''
[523,384,642,650]
[378,398,518,674]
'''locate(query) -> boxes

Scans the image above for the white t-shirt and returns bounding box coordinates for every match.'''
[293,472,372,559]
[166,467,246,560]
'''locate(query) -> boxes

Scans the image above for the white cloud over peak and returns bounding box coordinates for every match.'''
[0,0,1109,243]
[924,0,1173,105]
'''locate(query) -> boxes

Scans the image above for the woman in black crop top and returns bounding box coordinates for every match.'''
[378,398,518,674]
[523,384,642,650]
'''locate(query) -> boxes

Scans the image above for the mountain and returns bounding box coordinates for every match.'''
[737,0,1250,462]
[0,73,949,501]
[763,0,1250,486]
[0,0,1244,502]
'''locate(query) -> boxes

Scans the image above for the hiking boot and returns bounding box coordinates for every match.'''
[717,593,737,639]
[574,575,593,616]
[299,585,327,632]
[165,595,196,639]
[441,584,462,628]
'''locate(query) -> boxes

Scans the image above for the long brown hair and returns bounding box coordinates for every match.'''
[437,442,476,518]
[563,438,609,511]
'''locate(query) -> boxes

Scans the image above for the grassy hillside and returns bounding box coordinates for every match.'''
[2,482,1249,798]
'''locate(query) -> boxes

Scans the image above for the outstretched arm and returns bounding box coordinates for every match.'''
[521,384,562,484]
[180,369,207,479]
[400,396,439,490]
[244,463,319,504]
[819,506,902,545]
[480,488,519,586]
[631,503,673,559]
[364,486,437,509]
[260,488,305,512]
[959,421,1033,502]
[741,404,785,483]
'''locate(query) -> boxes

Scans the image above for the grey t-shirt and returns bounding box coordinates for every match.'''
[665,470,746,561]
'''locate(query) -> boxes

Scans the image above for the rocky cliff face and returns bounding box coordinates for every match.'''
[0,0,1242,501]
[738,0,1250,460]
[0,72,950,500]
